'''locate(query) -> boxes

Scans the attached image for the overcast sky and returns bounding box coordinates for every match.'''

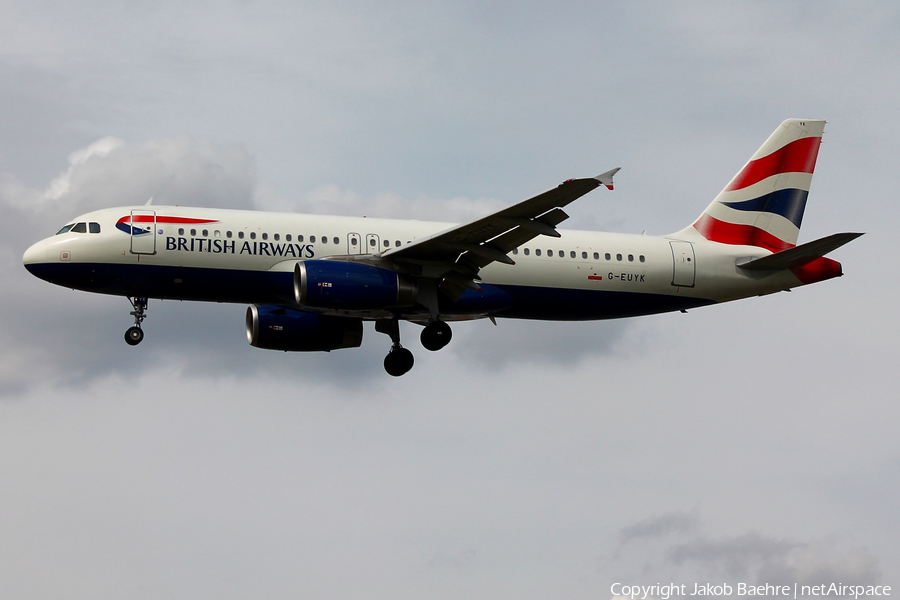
[1,1,898,598]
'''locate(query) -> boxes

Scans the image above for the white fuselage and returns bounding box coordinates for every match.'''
[24,205,805,322]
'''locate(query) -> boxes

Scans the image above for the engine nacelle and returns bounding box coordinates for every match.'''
[294,260,417,309]
[246,305,363,351]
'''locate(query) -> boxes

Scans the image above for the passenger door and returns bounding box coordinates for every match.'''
[670,241,695,287]
[130,210,157,255]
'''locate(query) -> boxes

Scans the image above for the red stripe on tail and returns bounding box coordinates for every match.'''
[692,214,794,252]
[725,136,821,192]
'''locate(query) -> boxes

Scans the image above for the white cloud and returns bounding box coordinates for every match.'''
[44,136,124,201]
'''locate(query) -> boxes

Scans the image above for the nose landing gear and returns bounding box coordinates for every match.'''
[124,296,148,346]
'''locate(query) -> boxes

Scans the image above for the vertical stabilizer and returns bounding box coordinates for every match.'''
[674,119,825,251]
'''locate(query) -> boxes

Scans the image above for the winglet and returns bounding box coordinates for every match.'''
[595,167,621,190]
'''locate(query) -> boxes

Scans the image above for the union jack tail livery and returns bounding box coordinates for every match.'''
[683,118,824,252]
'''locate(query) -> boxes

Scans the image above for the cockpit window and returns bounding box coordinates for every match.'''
[89,222,101,233]
[56,224,75,235]
[71,222,87,233]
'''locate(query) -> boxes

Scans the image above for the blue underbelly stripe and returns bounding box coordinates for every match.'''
[25,262,716,320]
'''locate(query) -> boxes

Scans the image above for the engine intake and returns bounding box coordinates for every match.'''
[294,260,416,309]
[246,305,363,351]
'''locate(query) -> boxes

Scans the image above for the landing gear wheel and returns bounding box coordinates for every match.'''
[125,296,148,346]
[384,346,414,377]
[420,320,452,351]
[125,326,144,346]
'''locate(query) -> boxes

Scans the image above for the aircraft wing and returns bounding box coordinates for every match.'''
[373,168,619,299]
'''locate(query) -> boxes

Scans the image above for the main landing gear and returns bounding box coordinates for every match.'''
[124,296,148,346]
[377,318,414,377]
[420,320,452,351]
[376,318,453,376]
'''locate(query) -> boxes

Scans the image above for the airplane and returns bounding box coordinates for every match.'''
[23,119,862,376]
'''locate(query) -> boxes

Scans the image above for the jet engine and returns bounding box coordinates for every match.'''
[246,305,363,351]
[294,260,416,309]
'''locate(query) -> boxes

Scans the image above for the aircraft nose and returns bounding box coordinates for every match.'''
[23,239,48,271]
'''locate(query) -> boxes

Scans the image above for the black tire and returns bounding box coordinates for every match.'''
[125,326,144,346]
[420,320,452,351]
[384,346,414,376]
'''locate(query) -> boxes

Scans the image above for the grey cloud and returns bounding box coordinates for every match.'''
[1,2,899,593]
[446,318,633,373]
[606,514,884,587]
[619,511,701,546]
[666,536,882,586]
[667,533,800,581]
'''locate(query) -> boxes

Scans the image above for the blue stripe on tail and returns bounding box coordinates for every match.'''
[722,188,808,228]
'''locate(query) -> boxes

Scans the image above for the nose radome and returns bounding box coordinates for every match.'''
[23,239,48,268]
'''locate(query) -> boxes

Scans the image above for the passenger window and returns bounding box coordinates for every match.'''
[570,251,576,258]
[369,238,376,247]
[582,251,588,259]
[535,249,542,256]
[297,235,304,242]
[190,229,196,236]
[286,234,291,242]
[628,254,634,262]
[594,252,600,260]
[250,232,257,240]
[89,222,101,233]
[605,253,611,260]
[310,236,316,243]
[179,228,185,235]
[226,231,232,238]
[202,229,209,237]
[238,231,245,239]
[72,223,87,233]
[334,237,340,245]
[640,255,645,262]
[394,240,400,247]
[214,230,220,238]
[512,248,518,255]
[350,237,357,245]
[274,233,279,241]
[524,248,530,256]
[384,240,390,247]
[262,233,268,240]
[616,253,622,261]
[547,249,553,257]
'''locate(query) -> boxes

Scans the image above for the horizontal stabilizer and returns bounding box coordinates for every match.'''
[737,232,864,271]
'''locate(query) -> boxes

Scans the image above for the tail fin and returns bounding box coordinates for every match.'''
[675,119,826,251]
